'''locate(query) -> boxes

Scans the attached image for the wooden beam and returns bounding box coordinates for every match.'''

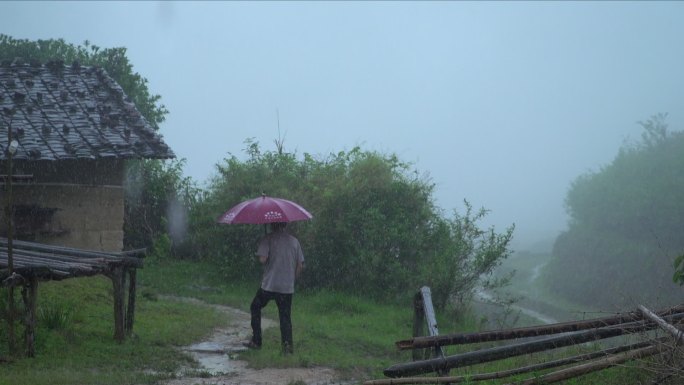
[0,248,142,269]
[502,344,660,385]
[0,238,143,261]
[383,313,684,378]
[638,305,684,344]
[397,304,684,350]
[365,340,658,385]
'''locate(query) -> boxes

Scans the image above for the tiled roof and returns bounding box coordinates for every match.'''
[0,59,174,161]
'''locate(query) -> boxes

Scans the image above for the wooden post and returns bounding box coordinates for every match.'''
[5,125,16,355]
[111,266,126,343]
[21,276,38,357]
[125,268,136,335]
[412,292,424,361]
[418,287,448,376]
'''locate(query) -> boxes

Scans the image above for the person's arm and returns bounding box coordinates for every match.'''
[296,260,304,279]
[256,236,269,264]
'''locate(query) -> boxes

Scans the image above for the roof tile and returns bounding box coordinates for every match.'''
[0,61,174,161]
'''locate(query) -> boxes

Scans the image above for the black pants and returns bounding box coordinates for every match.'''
[249,288,293,352]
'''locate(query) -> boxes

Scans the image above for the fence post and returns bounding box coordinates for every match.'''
[418,286,449,377]
[413,292,425,361]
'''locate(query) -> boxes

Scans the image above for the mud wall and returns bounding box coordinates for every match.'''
[0,159,125,252]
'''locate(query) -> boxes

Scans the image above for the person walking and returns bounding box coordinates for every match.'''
[244,221,304,354]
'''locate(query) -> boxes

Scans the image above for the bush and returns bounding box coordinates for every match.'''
[184,140,514,310]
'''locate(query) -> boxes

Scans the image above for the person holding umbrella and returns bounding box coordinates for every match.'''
[217,195,311,354]
[244,221,304,354]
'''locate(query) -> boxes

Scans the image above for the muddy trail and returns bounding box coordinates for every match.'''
[160,297,341,385]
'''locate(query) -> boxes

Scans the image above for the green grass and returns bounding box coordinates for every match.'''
[139,258,432,380]
[0,273,225,385]
[241,289,417,379]
[0,256,665,385]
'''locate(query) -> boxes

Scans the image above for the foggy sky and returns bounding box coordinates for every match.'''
[2,1,683,247]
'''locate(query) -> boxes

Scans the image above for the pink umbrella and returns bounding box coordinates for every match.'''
[217,194,313,224]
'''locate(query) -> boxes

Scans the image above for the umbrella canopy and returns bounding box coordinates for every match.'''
[217,195,313,224]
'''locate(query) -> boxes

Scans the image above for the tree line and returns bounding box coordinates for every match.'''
[545,114,684,309]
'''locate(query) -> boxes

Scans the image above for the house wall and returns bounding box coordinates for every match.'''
[0,159,126,252]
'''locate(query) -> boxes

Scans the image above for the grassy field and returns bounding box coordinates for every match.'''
[0,256,656,385]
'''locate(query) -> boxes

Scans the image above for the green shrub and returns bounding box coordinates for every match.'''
[184,140,514,310]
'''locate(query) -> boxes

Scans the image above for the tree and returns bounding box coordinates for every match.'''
[547,114,684,308]
[124,159,198,253]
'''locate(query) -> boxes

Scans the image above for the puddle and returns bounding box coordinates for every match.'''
[162,296,274,375]
[182,326,250,375]
[160,296,341,385]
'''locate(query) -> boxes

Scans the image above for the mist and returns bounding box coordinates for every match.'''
[3,1,683,247]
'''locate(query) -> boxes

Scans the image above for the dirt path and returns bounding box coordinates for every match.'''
[161,297,340,385]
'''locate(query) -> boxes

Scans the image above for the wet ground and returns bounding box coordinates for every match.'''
[160,297,341,385]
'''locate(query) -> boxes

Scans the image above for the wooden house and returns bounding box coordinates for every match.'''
[0,59,175,351]
[0,59,175,251]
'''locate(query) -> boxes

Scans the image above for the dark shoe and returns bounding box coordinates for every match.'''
[242,341,261,349]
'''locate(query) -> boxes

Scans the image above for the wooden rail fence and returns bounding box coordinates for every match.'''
[365,286,684,385]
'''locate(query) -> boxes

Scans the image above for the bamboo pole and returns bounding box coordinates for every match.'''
[383,313,684,378]
[5,253,101,270]
[0,238,145,260]
[397,304,684,350]
[0,243,144,268]
[1,246,143,281]
[638,305,684,344]
[502,344,661,385]
[365,340,657,385]
[1,248,109,265]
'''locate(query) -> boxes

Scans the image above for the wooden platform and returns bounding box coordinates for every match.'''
[0,237,145,356]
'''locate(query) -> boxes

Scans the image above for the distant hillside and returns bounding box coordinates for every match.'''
[545,114,684,309]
